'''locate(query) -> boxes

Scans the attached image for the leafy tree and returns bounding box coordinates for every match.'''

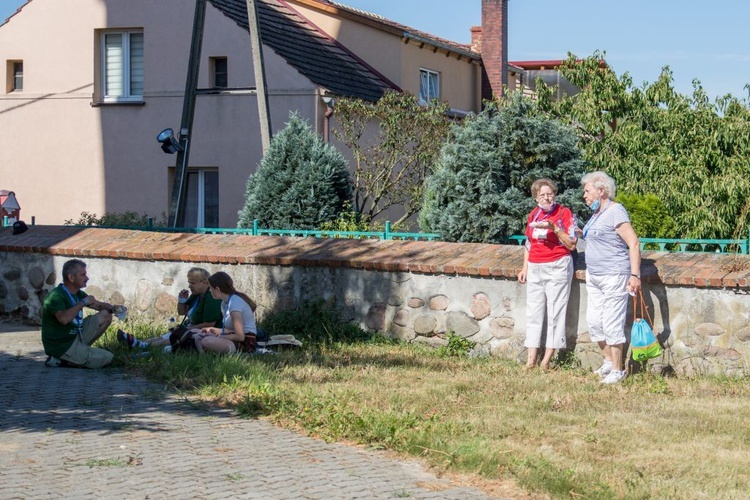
[616,193,677,238]
[237,113,352,230]
[419,93,587,243]
[538,51,750,239]
[332,90,451,227]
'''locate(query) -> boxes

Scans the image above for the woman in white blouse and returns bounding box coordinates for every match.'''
[195,271,258,354]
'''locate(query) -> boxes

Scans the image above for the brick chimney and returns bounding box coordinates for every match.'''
[480,0,508,101]
[470,26,483,53]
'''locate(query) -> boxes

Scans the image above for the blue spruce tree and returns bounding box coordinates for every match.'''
[420,93,587,243]
[238,113,352,230]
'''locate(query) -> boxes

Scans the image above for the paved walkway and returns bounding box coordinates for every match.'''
[0,323,498,499]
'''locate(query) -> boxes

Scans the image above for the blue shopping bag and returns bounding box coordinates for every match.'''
[631,290,662,362]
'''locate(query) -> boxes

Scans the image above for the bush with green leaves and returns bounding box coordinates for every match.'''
[420,93,587,243]
[237,112,352,230]
[64,211,166,227]
[616,193,677,238]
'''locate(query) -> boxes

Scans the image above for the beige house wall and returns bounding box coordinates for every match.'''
[0,0,321,226]
[288,1,482,113]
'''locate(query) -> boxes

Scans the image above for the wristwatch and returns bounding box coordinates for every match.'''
[631,273,641,279]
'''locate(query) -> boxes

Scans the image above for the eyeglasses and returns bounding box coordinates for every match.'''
[537,193,555,199]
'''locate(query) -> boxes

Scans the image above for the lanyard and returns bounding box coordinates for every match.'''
[186,295,200,319]
[531,204,557,223]
[583,200,612,239]
[59,284,83,331]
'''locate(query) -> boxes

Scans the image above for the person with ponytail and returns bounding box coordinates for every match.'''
[195,271,258,354]
[517,178,577,370]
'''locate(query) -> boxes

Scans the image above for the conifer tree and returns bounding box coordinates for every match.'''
[420,93,586,243]
[237,113,352,230]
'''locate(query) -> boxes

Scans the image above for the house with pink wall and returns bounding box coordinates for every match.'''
[0,0,530,227]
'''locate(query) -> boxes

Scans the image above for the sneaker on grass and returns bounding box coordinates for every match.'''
[601,370,627,384]
[44,356,68,367]
[594,360,613,378]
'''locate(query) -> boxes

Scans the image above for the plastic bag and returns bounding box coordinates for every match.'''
[631,290,662,361]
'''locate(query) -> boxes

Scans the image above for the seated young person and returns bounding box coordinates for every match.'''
[194,272,258,354]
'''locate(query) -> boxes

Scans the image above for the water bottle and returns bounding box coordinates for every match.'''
[569,214,579,239]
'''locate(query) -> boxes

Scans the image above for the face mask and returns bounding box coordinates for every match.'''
[538,202,555,213]
[590,199,601,211]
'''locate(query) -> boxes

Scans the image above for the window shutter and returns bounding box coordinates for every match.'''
[104,33,124,97]
[129,33,144,96]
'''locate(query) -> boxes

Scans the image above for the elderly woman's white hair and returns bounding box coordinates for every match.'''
[581,171,617,199]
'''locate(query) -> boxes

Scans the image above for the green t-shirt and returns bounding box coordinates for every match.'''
[42,285,88,358]
[183,290,223,328]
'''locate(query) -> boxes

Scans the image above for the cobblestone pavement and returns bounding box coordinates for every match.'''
[0,324,499,500]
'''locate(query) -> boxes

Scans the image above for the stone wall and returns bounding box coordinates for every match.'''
[2,226,750,376]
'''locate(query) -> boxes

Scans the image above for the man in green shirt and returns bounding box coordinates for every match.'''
[42,259,116,368]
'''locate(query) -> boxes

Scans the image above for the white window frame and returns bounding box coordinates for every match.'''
[418,68,440,104]
[184,169,219,228]
[101,30,144,103]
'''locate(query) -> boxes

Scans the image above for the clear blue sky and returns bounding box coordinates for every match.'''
[3,0,748,100]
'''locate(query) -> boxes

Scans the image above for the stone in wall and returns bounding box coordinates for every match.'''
[468,329,494,345]
[390,324,416,342]
[162,277,174,286]
[28,267,45,290]
[489,317,514,339]
[387,295,403,307]
[110,291,126,307]
[45,272,56,285]
[154,293,177,315]
[412,335,448,348]
[428,295,449,311]
[736,325,750,343]
[0,280,7,299]
[134,279,156,312]
[471,292,491,320]
[503,297,513,311]
[413,314,437,335]
[17,286,29,301]
[703,346,741,361]
[393,308,409,327]
[695,323,726,337]
[446,311,479,338]
[365,302,386,331]
[4,268,21,281]
[86,285,106,303]
[407,297,424,308]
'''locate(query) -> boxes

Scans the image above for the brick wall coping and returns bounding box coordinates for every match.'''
[1,226,750,289]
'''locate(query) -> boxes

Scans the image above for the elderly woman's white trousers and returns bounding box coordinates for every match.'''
[585,273,629,346]
[524,255,573,349]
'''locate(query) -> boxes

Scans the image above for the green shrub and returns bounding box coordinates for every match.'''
[237,112,352,230]
[420,93,587,243]
[617,192,677,238]
[65,211,166,227]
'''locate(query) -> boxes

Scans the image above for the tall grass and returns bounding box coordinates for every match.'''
[101,304,750,499]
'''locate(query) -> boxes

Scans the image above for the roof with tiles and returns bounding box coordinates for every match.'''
[209,0,397,101]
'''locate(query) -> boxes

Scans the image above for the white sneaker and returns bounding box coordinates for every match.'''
[601,370,626,384]
[594,360,613,378]
[45,356,62,367]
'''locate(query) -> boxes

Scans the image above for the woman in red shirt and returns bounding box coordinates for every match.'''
[517,179,577,369]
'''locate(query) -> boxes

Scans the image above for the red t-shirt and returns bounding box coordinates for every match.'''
[524,204,574,264]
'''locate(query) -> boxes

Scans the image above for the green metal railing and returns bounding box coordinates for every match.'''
[123,219,441,242]
[505,233,750,254]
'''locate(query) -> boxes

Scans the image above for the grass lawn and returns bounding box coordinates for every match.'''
[104,313,750,499]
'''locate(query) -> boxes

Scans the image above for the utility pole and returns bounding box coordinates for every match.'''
[245,0,272,152]
[168,0,206,227]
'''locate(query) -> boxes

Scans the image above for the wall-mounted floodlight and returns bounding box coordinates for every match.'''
[156,128,183,154]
